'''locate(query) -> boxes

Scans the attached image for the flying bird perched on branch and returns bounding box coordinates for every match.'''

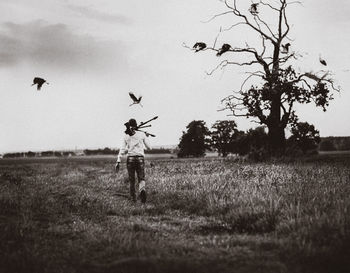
[319,56,327,66]
[193,42,206,52]
[281,43,291,54]
[129,92,143,107]
[249,3,259,15]
[216,43,231,56]
[31,77,49,91]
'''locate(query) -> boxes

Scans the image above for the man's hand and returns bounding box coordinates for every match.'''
[115,162,120,173]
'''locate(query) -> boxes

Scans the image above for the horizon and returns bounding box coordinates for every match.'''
[2,135,350,155]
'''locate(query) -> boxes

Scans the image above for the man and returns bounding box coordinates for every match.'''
[115,119,151,203]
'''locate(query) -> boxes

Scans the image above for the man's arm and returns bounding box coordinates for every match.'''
[117,137,127,163]
[143,135,151,150]
[115,138,127,173]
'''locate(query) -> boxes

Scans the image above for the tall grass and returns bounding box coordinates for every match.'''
[0,157,349,272]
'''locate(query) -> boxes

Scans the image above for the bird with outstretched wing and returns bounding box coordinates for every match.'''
[32,77,49,91]
[281,43,291,54]
[129,92,143,107]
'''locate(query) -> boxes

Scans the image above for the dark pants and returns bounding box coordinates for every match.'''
[126,156,145,200]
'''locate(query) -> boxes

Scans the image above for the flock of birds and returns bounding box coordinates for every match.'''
[30,2,328,97]
[192,3,329,67]
[192,41,328,67]
[31,77,144,107]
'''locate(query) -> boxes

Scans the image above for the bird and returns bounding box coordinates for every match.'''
[304,72,320,81]
[216,43,231,56]
[304,71,329,82]
[319,55,327,66]
[193,42,206,52]
[249,3,259,15]
[31,77,49,91]
[128,92,143,107]
[281,43,291,54]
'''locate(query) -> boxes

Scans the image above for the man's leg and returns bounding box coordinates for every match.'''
[127,158,136,202]
[136,157,146,203]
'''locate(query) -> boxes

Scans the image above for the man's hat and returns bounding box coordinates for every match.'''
[128,118,137,128]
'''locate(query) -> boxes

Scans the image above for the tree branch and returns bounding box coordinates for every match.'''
[222,22,246,32]
[201,10,233,23]
[205,59,260,76]
[281,2,290,40]
[259,0,280,12]
[240,71,265,92]
[254,15,278,39]
[227,0,278,45]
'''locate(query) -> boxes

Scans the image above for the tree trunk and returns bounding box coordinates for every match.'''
[267,94,286,156]
[267,123,285,156]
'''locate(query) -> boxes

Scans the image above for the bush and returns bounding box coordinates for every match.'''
[289,122,320,154]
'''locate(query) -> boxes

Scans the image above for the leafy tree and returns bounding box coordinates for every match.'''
[210,120,240,157]
[178,120,210,157]
[236,126,269,160]
[288,122,320,154]
[190,0,338,156]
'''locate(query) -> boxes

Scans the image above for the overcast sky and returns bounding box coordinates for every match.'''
[0,0,349,153]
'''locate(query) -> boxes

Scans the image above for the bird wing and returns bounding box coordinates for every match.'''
[129,92,138,102]
[138,96,142,102]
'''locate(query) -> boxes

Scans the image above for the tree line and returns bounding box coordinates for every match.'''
[1,147,172,158]
[319,137,350,151]
[177,120,324,160]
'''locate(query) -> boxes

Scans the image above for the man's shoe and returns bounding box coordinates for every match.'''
[140,190,146,203]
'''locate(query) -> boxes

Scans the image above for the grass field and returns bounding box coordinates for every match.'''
[0,155,349,273]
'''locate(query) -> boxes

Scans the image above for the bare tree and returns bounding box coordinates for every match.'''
[188,0,339,155]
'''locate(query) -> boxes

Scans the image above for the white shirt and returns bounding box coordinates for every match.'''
[117,131,151,162]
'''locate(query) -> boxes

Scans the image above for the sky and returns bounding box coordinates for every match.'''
[0,0,349,153]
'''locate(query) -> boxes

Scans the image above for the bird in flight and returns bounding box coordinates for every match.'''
[193,42,206,52]
[217,44,231,56]
[249,3,259,15]
[32,77,49,91]
[129,92,143,107]
[319,55,327,66]
[281,43,291,54]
